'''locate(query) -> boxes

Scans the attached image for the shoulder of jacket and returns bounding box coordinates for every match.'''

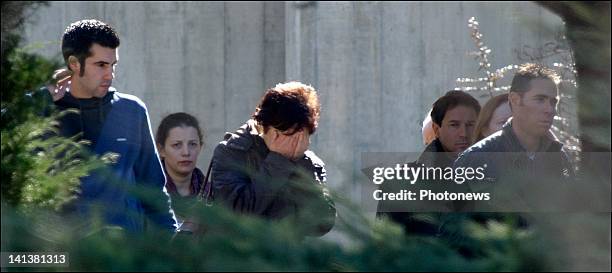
[218,131,254,152]
[113,90,146,108]
[456,134,504,165]
[218,121,261,152]
[471,130,508,153]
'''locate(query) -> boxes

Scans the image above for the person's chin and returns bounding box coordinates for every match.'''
[532,127,549,137]
[95,87,109,97]
[178,165,195,174]
[538,122,553,132]
[455,143,469,152]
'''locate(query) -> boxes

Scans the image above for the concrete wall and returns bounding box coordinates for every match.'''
[22,0,566,204]
[25,4,609,269]
[23,1,287,176]
[283,1,567,203]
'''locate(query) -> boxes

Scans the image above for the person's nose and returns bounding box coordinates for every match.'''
[181,145,190,157]
[104,67,114,81]
[546,100,557,116]
[458,125,467,138]
[544,99,556,116]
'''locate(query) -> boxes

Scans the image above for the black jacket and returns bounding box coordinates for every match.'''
[376,138,457,236]
[454,119,574,212]
[210,120,336,237]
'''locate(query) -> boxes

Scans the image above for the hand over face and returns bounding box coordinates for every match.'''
[263,128,310,161]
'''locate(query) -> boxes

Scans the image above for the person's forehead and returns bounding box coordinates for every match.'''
[526,78,557,96]
[87,43,118,61]
[167,126,199,138]
[444,105,478,120]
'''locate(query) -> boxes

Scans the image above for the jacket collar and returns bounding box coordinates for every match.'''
[418,138,457,167]
[54,88,115,109]
[162,159,204,197]
[502,118,564,153]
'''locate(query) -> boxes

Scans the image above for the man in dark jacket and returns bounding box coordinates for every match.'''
[45,19,177,233]
[454,63,574,213]
[210,81,336,237]
[377,90,480,235]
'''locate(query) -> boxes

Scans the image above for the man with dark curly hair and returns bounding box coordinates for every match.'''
[46,19,177,233]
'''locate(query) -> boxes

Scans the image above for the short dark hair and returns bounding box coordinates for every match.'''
[509,63,559,95]
[252,81,320,135]
[431,90,481,126]
[61,19,120,76]
[156,112,204,147]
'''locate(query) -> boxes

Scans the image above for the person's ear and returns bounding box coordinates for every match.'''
[432,122,441,138]
[68,56,80,74]
[156,143,165,158]
[508,92,521,112]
